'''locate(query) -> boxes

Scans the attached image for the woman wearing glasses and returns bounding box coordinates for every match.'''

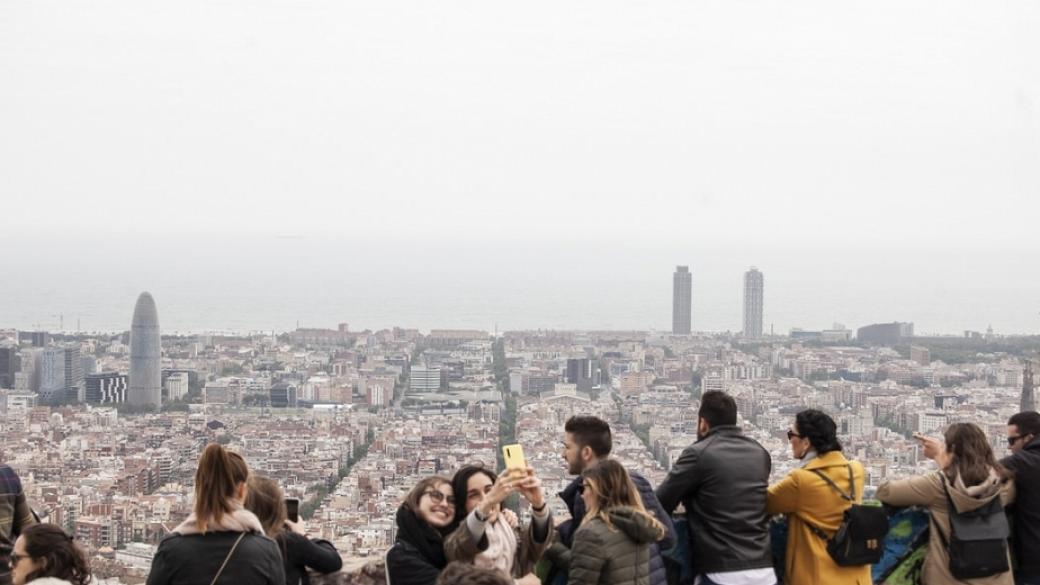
[765,409,870,585]
[8,523,91,585]
[444,464,552,585]
[387,476,458,585]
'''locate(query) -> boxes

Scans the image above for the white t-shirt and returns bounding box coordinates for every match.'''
[696,568,776,585]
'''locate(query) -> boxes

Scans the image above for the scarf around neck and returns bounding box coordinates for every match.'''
[174,502,265,535]
[474,516,518,576]
[395,504,449,569]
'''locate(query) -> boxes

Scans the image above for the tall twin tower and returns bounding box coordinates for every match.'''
[672,266,764,337]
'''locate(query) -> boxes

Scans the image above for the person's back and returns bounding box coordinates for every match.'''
[656,392,773,582]
[1001,411,1040,585]
[1,463,36,585]
[149,530,284,585]
[146,444,285,585]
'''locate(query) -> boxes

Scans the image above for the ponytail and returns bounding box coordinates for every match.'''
[194,443,250,533]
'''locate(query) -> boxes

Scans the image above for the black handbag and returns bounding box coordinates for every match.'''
[805,464,889,566]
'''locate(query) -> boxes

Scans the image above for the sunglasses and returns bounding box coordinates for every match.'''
[423,490,456,506]
[786,430,804,440]
[1008,435,1026,447]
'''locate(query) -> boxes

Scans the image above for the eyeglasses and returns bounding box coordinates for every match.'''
[9,553,29,568]
[422,490,455,506]
[787,430,803,440]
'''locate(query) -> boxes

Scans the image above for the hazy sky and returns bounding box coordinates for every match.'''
[3,0,1038,242]
[2,1,1039,334]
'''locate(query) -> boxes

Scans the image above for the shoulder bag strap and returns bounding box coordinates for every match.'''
[846,464,857,502]
[810,468,854,502]
[210,532,247,585]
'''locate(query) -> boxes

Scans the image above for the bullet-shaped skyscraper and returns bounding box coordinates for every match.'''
[673,266,692,334]
[743,267,764,338]
[129,292,162,409]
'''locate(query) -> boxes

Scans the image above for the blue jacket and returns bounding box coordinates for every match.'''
[558,469,676,585]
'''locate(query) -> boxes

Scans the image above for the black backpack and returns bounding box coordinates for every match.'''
[933,473,1010,580]
[805,464,889,566]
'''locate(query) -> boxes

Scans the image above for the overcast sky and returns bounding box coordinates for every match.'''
[2,0,1038,244]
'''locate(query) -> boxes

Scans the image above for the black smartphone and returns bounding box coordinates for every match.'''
[285,497,300,523]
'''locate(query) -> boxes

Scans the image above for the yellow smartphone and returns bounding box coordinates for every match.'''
[502,444,527,472]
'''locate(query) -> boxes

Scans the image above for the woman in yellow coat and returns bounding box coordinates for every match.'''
[766,409,872,585]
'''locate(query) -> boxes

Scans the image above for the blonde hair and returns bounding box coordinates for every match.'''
[581,460,664,539]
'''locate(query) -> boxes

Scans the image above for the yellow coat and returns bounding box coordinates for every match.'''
[766,451,872,585]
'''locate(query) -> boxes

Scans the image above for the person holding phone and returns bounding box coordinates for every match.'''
[245,476,343,585]
[444,461,552,585]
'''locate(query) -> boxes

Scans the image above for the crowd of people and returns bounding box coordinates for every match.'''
[1,391,1038,585]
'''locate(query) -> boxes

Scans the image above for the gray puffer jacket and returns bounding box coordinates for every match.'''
[555,507,662,585]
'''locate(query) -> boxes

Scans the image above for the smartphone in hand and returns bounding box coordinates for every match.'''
[285,497,300,523]
[502,444,527,475]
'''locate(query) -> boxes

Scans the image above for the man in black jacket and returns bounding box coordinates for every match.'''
[550,416,676,585]
[1003,411,1040,585]
[655,391,774,585]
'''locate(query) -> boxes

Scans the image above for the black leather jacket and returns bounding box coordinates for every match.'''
[655,425,773,575]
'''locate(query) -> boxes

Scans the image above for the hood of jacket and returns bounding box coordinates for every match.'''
[606,506,661,545]
[944,468,1005,514]
[26,578,76,585]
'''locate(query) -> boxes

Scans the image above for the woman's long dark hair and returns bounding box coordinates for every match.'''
[20,523,91,585]
[451,463,497,525]
[944,422,1010,486]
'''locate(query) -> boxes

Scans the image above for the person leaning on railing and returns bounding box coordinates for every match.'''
[877,423,1015,585]
[765,409,871,585]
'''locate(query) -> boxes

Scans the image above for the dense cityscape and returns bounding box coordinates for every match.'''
[1,266,1038,584]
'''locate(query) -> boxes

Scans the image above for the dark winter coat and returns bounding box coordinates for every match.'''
[146,530,286,585]
[386,538,445,585]
[276,531,343,585]
[558,470,676,585]
[1002,437,1040,579]
[553,507,663,585]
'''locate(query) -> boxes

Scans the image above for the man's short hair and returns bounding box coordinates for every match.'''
[435,562,511,585]
[564,415,612,457]
[1009,411,1040,436]
[698,391,737,428]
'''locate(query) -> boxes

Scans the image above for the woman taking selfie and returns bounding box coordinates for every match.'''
[387,476,458,585]
[444,463,552,585]
[147,443,285,585]
[245,475,343,585]
[550,460,665,585]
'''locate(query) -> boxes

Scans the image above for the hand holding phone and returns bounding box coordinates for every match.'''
[285,497,300,523]
[501,443,528,470]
